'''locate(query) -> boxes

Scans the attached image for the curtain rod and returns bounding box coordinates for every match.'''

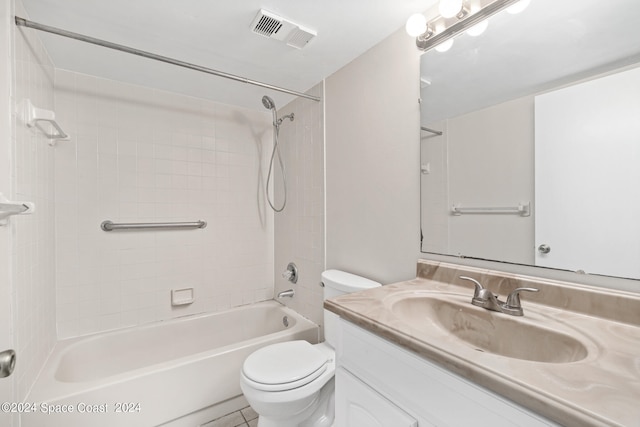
[14,16,321,102]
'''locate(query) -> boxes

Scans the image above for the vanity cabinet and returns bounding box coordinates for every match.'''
[336,367,418,427]
[335,319,560,427]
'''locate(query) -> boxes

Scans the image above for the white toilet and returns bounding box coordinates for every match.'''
[240,270,381,427]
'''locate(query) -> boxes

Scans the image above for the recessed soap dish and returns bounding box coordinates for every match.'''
[171,288,194,306]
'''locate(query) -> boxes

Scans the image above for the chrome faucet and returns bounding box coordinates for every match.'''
[277,289,295,298]
[459,276,538,316]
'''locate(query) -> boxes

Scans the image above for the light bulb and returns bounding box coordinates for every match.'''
[439,0,464,19]
[466,19,488,36]
[405,13,427,37]
[507,0,530,14]
[435,38,454,52]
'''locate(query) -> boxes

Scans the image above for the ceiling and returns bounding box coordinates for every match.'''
[19,0,436,111]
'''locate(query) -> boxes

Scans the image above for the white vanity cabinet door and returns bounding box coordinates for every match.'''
[335,367,419,427]
[337,319,560,427]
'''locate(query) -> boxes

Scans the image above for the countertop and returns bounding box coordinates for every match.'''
[324,260,640,427]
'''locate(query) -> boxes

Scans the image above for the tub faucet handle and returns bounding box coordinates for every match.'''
[282,262,298,284]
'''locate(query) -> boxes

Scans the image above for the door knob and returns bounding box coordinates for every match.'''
[538,244,551,254]
[0,349,16,378]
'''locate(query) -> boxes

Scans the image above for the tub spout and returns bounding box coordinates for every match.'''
[277,289,295,298]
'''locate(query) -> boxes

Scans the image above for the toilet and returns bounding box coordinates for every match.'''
[240,270,381,427]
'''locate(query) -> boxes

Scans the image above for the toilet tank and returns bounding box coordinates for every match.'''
[321,270,381,348]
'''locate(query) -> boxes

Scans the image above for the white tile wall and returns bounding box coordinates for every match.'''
[274,83,325,329]
[54,70,275,338]
[12,0,57,400]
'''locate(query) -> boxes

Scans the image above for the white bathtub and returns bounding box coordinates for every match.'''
[22,301,318,427]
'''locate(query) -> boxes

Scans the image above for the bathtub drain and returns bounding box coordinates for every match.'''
[282,316,289,327]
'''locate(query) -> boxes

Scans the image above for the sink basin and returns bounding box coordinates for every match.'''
[388,294,588,363]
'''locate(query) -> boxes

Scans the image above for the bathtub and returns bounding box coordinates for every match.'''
[22,301,318,427]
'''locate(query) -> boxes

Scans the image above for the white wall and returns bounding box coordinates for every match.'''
[10,0,58,401]
[274,83,325,328]
[325,27,422,285]
[54,70,275,338]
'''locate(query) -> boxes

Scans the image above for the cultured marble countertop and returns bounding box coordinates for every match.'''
[324,260,640,427]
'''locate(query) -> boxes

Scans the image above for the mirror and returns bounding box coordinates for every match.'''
[420,0,640,280]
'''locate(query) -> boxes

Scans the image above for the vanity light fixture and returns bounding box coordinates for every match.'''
[439,0,467,19]
[408,0,529,52]
[435,38,455,52]
[405,13,428,37]
[465,3,489,36]
[466,19,489,36]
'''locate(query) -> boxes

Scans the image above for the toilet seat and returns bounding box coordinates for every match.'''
[242,341,329,392]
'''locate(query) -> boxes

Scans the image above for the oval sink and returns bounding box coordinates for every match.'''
[389,294,588,363]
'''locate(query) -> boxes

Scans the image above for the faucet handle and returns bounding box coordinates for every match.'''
[459,276,484,299]
[282,262,298,284]
[502,287,539,316]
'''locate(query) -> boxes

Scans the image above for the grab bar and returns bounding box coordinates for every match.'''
[101,220,207,231]
[451,202,530,217]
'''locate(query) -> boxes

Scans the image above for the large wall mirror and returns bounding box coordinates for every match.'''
[420,0,640,280]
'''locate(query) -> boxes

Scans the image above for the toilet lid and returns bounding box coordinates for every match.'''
[242,341,328,388]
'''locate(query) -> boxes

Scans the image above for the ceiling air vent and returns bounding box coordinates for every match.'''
[250,9,316,49]
[251,10,283,38]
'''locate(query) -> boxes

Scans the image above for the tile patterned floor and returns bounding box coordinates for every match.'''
[202,406,258,427]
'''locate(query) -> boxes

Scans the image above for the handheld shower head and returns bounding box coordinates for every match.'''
[261,94,295,213]
[262,95,276,110]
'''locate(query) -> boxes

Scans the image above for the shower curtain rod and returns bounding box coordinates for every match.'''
[14,16,321,102]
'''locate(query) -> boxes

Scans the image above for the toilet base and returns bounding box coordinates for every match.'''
[255,378,335,427]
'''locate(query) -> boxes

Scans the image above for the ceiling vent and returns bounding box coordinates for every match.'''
[250,9,316,49]
[251,10,284,38]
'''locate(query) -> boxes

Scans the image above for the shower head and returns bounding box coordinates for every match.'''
[262,95,276,110]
